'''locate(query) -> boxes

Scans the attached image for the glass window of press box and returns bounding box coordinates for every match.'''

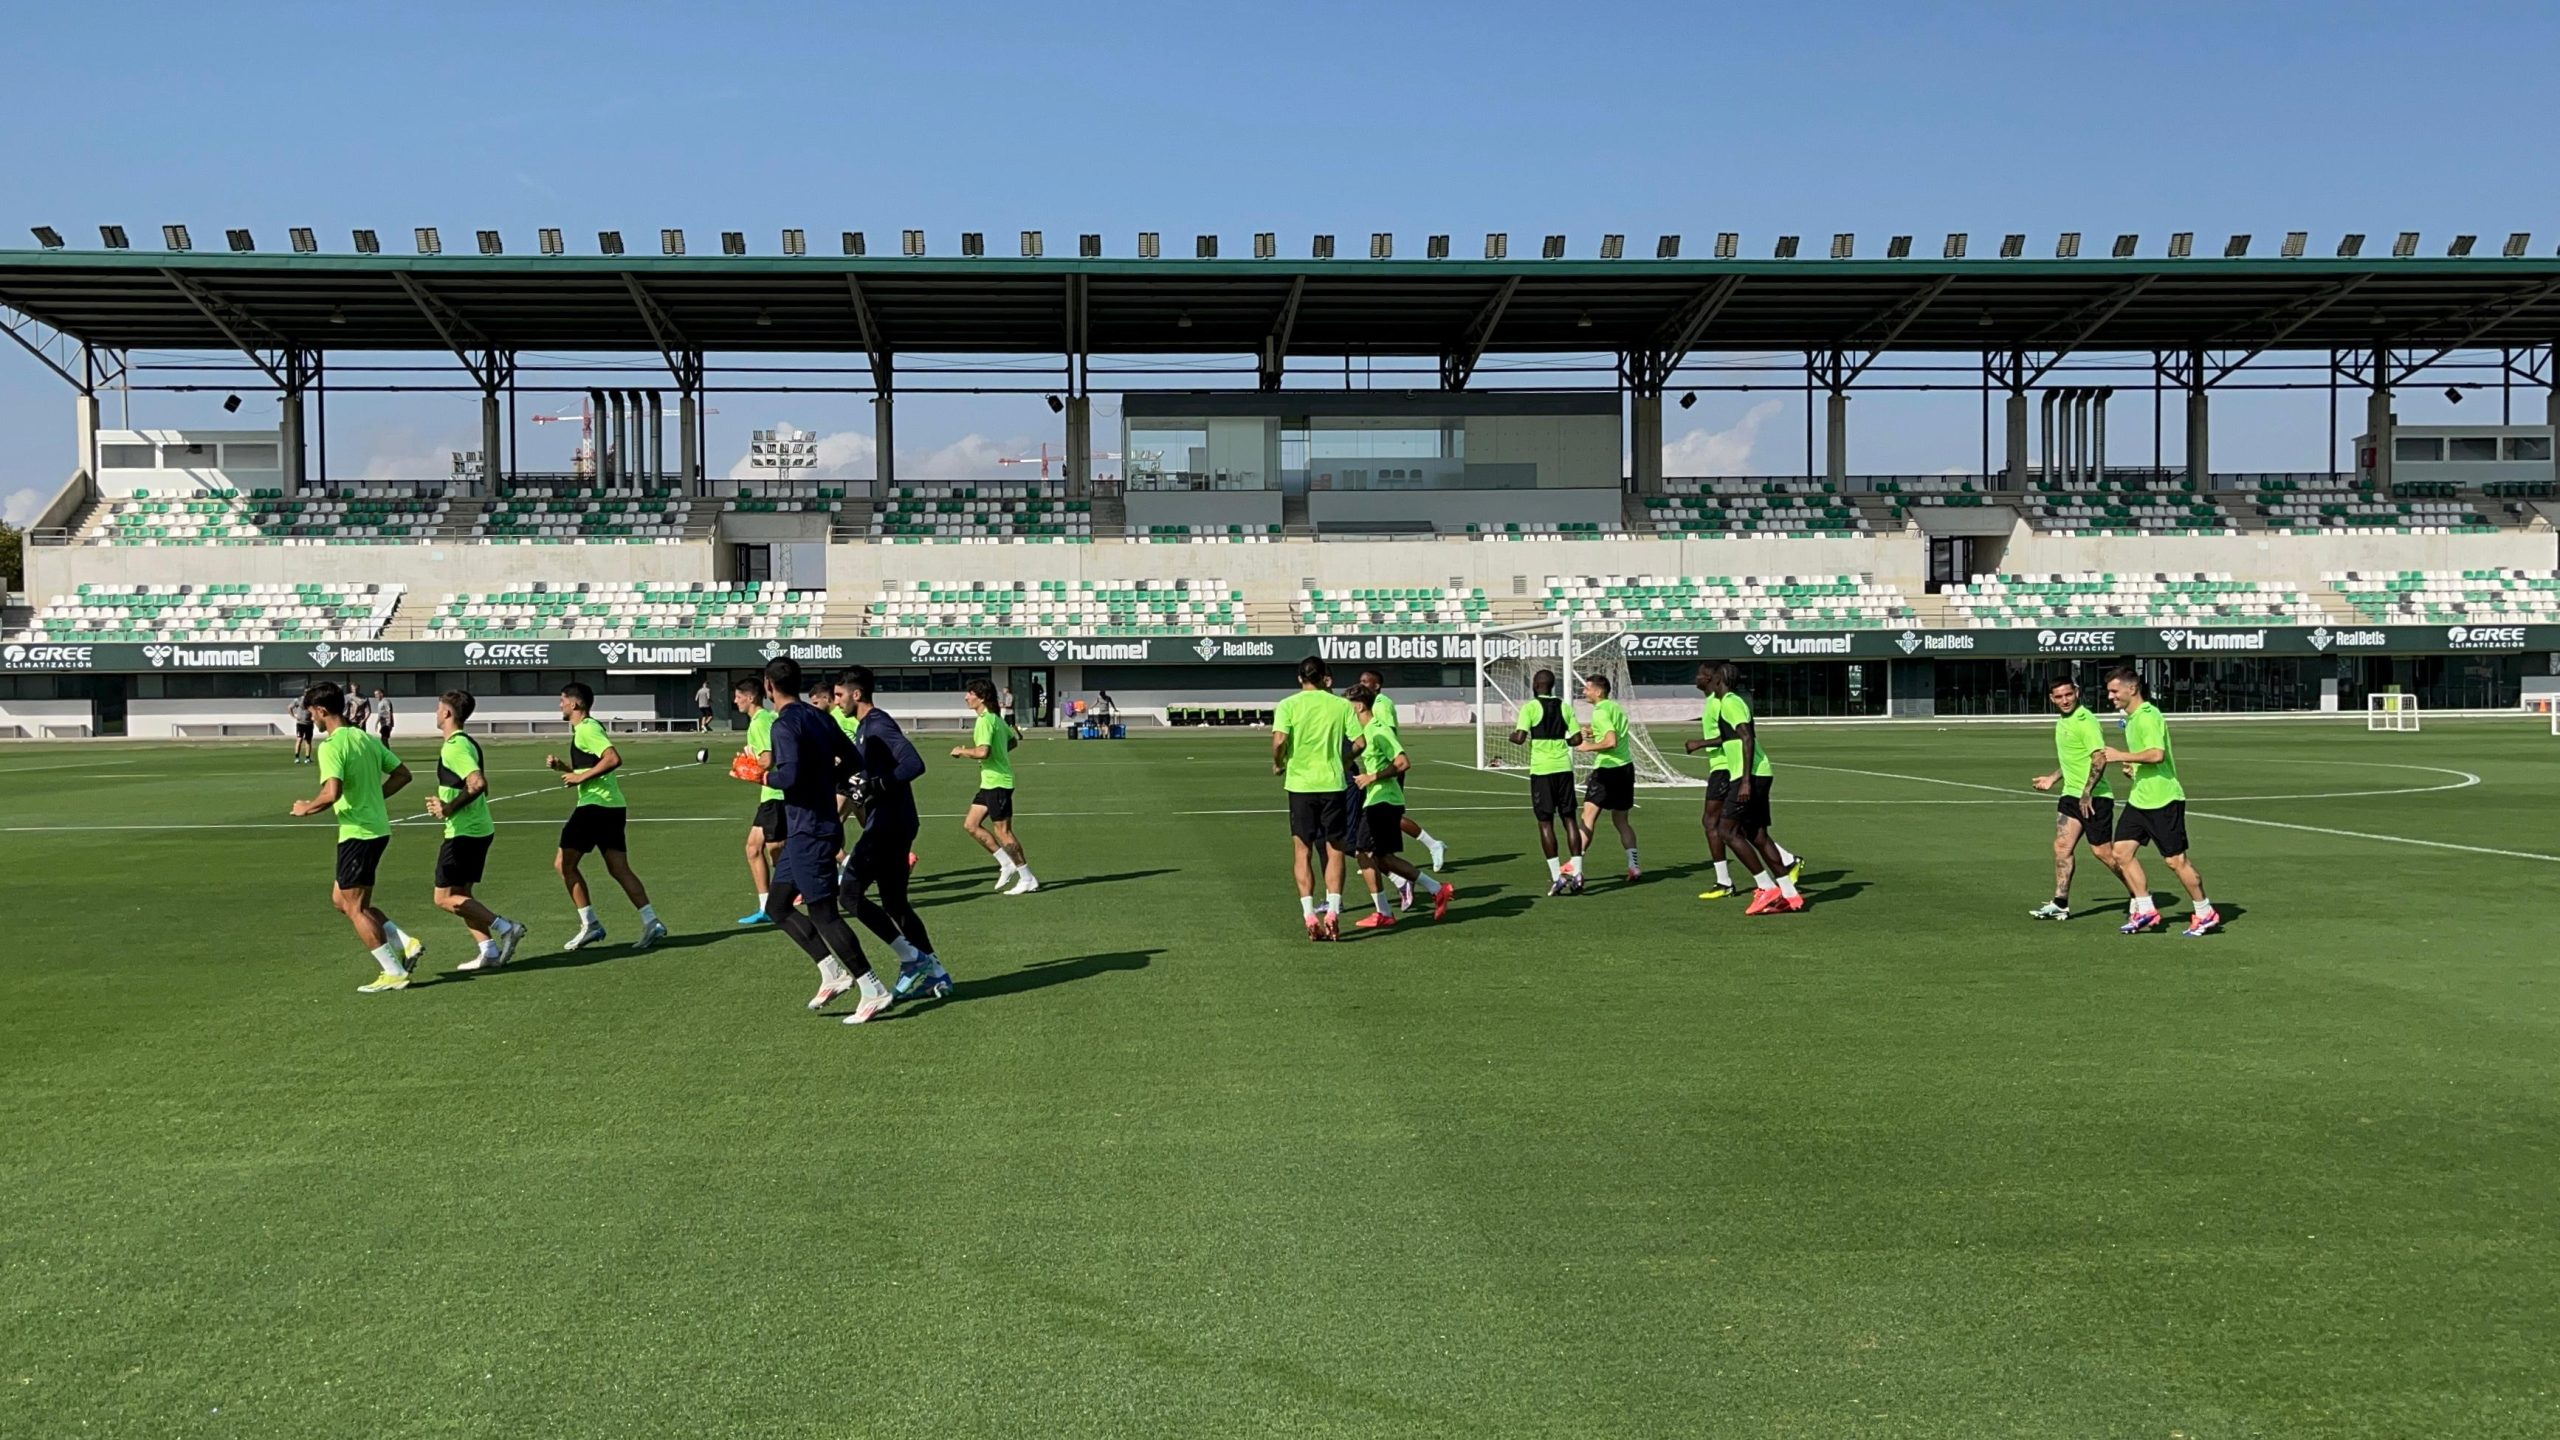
[1123,395,1620,494]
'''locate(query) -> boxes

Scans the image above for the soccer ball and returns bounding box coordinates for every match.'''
[694,747,709,765]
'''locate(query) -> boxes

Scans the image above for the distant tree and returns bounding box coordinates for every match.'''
[0,523,20,593]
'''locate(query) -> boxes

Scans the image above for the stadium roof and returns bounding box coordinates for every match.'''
[6,249,2560,364]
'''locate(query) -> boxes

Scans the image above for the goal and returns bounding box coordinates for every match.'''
[2366,692,2421,732]
[1472,616,1701,787]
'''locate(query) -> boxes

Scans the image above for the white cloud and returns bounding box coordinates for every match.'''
[354,430,473,482]
[4,487,46,526]
[1661,399,1782,476]
[726,426,876,481]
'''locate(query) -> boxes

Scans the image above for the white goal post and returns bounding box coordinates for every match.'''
[2366,692,2421,732]
[1472,615,1703,787]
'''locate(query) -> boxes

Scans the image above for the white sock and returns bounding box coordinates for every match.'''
[890,935,921,965]
[1373,890,1393,917]
[1776,843,1799,867]
[1776,875,1801,901]
[1626,846,1640,868]
[1015,867,1037,885]
[995,853,1017,877]
[2195,897,2213,914]
[1325,892,1343,916]
[369,941,405,975]
[638,904,659,927]
[477,935,501,960]
[578,905,599,928]
[382,920,412,951]
[1565,854,1583,877]
[818,956,851,989]
[1547,857,1563,881]
[1714,860,1733,887]
[2133,895,2158,915]
[756,891,768,911]
[1300,895,1318,921]
[1413,873,1443,896]
[857,971,889,1001]
[1417,828,1442,850]
[1752,871,1776,892]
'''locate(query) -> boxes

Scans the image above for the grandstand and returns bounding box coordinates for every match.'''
[26,583,400,641]
[2326,569,2560,624]
[1940,574,2324,628]
[870,484,1093,543]
[426,583,823,640]
[1647,479,1869,535]
[1543,575,1912,630]
[870,580,1241,637]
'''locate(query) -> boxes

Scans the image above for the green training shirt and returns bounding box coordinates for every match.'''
[747,705,782,802]
[1369,690,1399,735]
[2053,705,2114,800]
[1515,697,1575,775]
[436,731,493,839]
[2121,701,2184,808]
[974,709,1015,790]
[569,716,626,809]
[1360,718,1407,808]
[1587,697,1632,769]
[1274,688,1356,794]
[1713,692,1775,778]
[319,724,400,842]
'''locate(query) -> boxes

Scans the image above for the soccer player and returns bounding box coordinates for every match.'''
[1273,655,1357,939]
[2028,676,2131,920]
[735,676,785,926]
[953,679,1036,894]
[1705,662,1805,915]
[837,666,952,1004]
[546,682,668,952]
[1506,668,1587,895]
[288,695,314,764]
[1355,667,1449,871]
[287,681,423,992]
[2097,667,2222,937]
[422,689,529,971]
[1346,685,1451,928]
[1575,673,1640,881]
[372,689,395,744]
[1682,664,1740,899]
[758,657,895,1023]
[695,679,714,733]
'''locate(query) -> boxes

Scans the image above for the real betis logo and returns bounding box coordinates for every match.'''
[1896,629,1921,655]
[309,642,337,667]
[2308,627,2332,651]
[760,640,787,661]
[1194,637,1220,662]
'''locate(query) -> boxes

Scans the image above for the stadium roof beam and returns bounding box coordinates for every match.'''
[1646,274,1746,385]
[619,274,703,392]
[1259,274,1305,391]
[2206,275,2372,386]
[157,267,295,387]
[842,273,888,393]
[2390,275,2560,384]
[0,302,124,394]
[1440,275,1520,390]
[2019,275,2158,386]
[390,272,506,391]
[1832,274,1956,386]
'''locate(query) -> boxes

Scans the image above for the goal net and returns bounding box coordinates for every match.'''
[1473,616,1701,787]
[2367,692,2421,732]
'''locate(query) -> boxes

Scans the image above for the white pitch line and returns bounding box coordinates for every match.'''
[2169,811,2560,864]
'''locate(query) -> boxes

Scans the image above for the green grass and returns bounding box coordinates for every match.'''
[3,718,2556,1438]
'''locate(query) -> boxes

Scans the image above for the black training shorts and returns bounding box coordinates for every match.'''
[295,724,314,743]
[1584,765,1635,813]
[434,833,493,889]
[1706,769,1735,804]
[775,830,844,905]
[1288,790,1347,846]
[1361,802,1407,856]
[2058,794,2116,847]
[1530,771,1576,821]
[335,835,391,890]
[2115,800,2189,859]
[1730,772,1774,833]
[752,799,788,840]
[559,804,630,856]
[972,787,1016,822]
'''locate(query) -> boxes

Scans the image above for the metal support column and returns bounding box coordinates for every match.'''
[2183,350,2209,488]
[2366,346,2395,493]
[679,392,700,494]
[1824,389,1849,484]
[871,353,896,498]
[647,390,665,490]
[1065,397,1092,496]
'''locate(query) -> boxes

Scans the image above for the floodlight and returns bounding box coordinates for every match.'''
[2393,231,2420,257]
[721,231,746,256]
[1485,232,1507,259]
[2168,232,2194,258]
[2281,231,2306,258]
[1657,234,1680,258]
[1427,234,1449,259]
[2447,234,2477,256]
[1601,233,1625,259]
[2337,233,2364,257]
[2112,233,2138,258]
[1079,233,1101,258]
[1830,233,1853,259]
[1678,391,1697,410]
[1045,394,1065,414]
[658,228,682,256]
[1138,231,1160,259]
[99,225,129,249]
[1542,234,1565,259]
[2506,232,2531,258]
[1885,235,1911,259]
[416,227,441,255]
[1254,232,1275,259]
[1943,233,1967,259]
[961,231,985,257]
[1715,232,1738,258]
[2223,234,2249,257]
[782,228,805,256]
[223,228,253,252]
[290,226,317,253]
[902,229,926,256]
[1312,234,1335,259]
[477,230,503,256]
[1019,230,1041,257]
[1998,233,2024,258]
[1773,235,1799,259]
[1372,232,1393,259]
[31,225,62,249]
[2055,232,2080,258]
[163,224,191,250]
[354,228,381,254]
[1196,234,1217,258]
[842,231,867,256]
[596,230,622,256]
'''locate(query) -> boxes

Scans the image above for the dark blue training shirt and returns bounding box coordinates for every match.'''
[766,699,860,840]
[851,705,927,837]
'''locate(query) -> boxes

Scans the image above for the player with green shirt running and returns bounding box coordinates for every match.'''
[1705,661,1805,916]
[422,688,529,971]
[2097,666,2221,937]
[737,676,785,926]
[953,678,1038,895]
[1507,668,1589,895]
[1353,668,1450,873]
[1273,656,1358,939]
[1574,673,1640,882]
[1681,665,1744,900]
[1345,686,1452,928]
[2028,676,2133,921]
[547,682,667,953]
[288,681,424,992]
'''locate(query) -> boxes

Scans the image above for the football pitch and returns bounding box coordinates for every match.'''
[2,718,2554,1438]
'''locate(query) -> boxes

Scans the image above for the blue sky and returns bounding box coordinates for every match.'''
[8,0,2560,517]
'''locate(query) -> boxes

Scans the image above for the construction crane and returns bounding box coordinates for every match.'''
[531,397,716,477]
[995,441,1120,482]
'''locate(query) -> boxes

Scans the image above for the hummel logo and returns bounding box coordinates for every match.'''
[1040,639,1068,661]
[143,644,173,668]
[1742,633,1771,655]
[597,642,630,665]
